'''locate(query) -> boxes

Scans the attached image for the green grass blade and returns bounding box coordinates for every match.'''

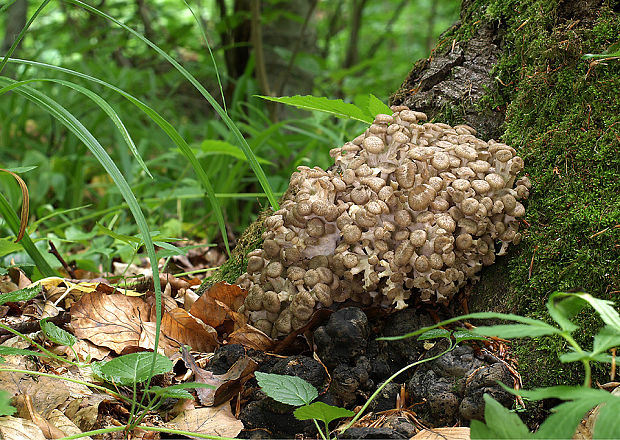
[5,77,152,178]
[181,0,226,113]
[0,193,58,277]
[4,59,229,254]
[0,77,163,360]
[63,0,279,211]
[0,0,52,74]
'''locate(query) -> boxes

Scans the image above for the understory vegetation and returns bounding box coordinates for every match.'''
[0,0,618,439]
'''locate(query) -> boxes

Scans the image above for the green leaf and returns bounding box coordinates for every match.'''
[593,400,620,439]
[294,402,354,424]
[592,326,620,354]
[0,284,42,306]
[256,95,373,123]
[473,323,561,338]
[255,372,318,406]
[0,347,49,358]
[547,293,583,332]
[515,385,614,402]
[453,330,488,344]
[551,292,620,332]
[534,399,600,439]
[97,352,173,386]
[153,241,185,257]
[40,318,77,347]
[377,311,558,342]
[470,395,531,439]
[198,140,272,165]
[0,193,58,278]
[147,386,193,400]
[417,328,451,340]
[366,94,392,118]
[0,237,24,258]
[0,390,16,416]
[147,382,215,396]
[559,351,613,363]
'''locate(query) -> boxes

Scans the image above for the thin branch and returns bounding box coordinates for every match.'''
[251,0,271,97]
[365,0,409,57]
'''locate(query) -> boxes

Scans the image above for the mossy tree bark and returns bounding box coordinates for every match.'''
[392,0,619,394]
[201,0,619,408]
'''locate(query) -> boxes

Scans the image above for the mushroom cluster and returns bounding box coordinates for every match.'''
[237,106,531,337]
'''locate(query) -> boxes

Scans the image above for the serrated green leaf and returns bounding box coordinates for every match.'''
[592,326,620,354]
[417,328,451,341]
[256,95,372,123]
[474,323,561,338]
[40,318,77,347]
[294,402,354,424]
[454,330,488,344]
[0,347,49,358]
[593,400,620,439]
[0,284,42,306]
[97,352,173,386]
[0,390,16,416]
[470,395,531,439]
[470,419,500,439]
[255,371,318,406]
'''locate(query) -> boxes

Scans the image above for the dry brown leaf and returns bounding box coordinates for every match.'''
[12,395,65,439]
[193,357,256,406]
[412,427,470,439]
[0,416,47,440]
[70,292,150,354]
[138,321,182,355]
[0,373,70,417]
[189,282,247,328]
[8,267,32,290]
[48,409,92,439]
[228,324,274,351]
[66,339,111,362]
[160,308,219,353]
[168,404,243,439]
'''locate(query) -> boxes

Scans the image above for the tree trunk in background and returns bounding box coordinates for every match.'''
[2,0,28,55]
[392,0,619,424]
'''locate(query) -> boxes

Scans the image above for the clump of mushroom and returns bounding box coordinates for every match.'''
[237,106,531,337]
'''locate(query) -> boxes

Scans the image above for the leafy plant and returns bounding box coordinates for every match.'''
[383,291,620,439]
[255,371,354,440]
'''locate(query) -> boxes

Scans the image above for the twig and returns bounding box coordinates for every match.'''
[528,245,538,279]
[49,241,76,278]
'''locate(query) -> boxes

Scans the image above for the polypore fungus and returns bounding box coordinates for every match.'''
[237,106,530,337]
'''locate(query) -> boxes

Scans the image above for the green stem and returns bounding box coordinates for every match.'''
[313,418,328,440]
[0,322,80,367]
[563,333,591,387]
[0,368,132,404]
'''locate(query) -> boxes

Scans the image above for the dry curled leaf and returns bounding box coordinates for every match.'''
[70,292,151,354]
[228,324,274,351]
[192,356,256,407]
[160,308,219,353]
[13,395,65,439]
[189,282,247,328]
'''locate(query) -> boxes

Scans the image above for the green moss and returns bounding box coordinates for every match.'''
[196,209,268,296]
[455,0,620,389]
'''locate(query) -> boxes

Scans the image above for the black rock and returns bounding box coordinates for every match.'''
[338,427,408,439]
[367,381,402,413]
[314,307,370,368]
[209,344,246,374]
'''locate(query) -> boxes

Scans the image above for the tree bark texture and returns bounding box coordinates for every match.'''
[2,0,28,55]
